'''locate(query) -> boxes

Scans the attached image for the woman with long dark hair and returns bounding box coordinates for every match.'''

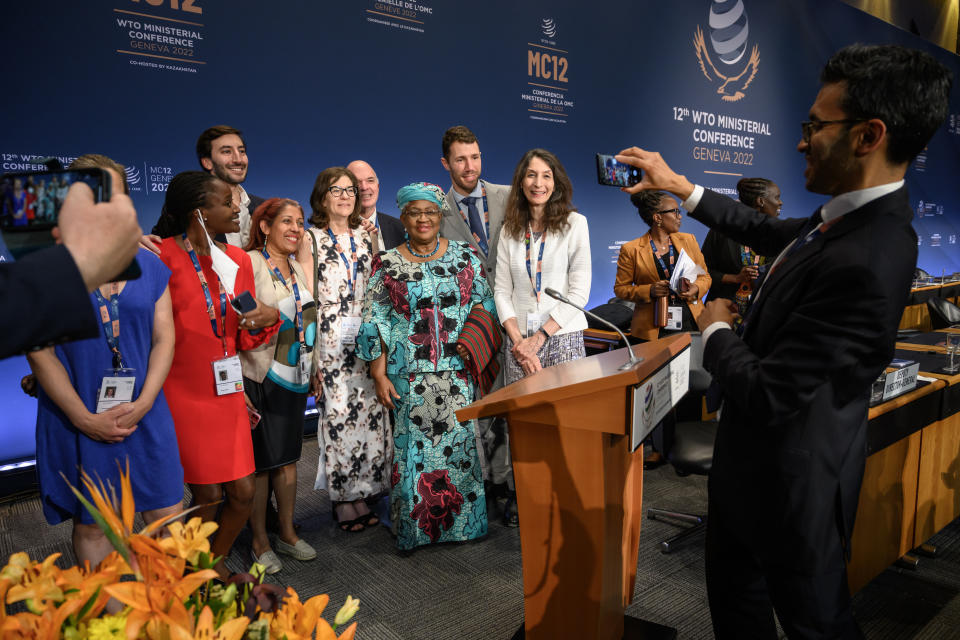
[493,148,591,523]
[154,170,279,579]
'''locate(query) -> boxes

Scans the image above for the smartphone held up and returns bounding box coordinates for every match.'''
[595,153,641,188]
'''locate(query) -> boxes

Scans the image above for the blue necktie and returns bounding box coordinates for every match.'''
[461,195,488,254]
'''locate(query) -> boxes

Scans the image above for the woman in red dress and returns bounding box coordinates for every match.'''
[154,171,280,579]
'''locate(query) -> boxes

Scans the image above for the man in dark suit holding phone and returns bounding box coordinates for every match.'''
[618,44,951,638]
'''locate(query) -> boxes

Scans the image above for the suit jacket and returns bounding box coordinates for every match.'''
[702,229,746,302]
[440,179,509,283]
[374,210,405,252]
[693,187,916,573]
[613,231,711,341]
[0,245,98,359]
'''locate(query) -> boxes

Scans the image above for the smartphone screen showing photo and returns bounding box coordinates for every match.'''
[595,153,641,188]
[0,168,109,262]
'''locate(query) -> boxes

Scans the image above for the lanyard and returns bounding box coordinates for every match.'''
[326,228,358,296]
[261,249,305,345]
[457,186,490,245]
[182,234,229,354]
[650,237,676,280]
[524,225,546,302]
[93,282,124,369]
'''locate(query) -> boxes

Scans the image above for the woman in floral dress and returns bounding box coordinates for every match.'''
[357,182,496,551]
[298,166,390,532]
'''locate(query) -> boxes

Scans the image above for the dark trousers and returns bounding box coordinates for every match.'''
[704,487,864,640]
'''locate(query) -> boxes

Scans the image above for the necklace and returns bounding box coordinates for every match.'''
[406,238,441,258]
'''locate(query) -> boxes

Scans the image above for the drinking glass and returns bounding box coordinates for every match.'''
[945,334,960,373]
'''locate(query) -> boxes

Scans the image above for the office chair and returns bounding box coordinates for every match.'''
[927,297,960,330]
[646,334,718,553]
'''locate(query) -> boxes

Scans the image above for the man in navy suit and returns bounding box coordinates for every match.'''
[346,160,404,252]
[618,44,951,638]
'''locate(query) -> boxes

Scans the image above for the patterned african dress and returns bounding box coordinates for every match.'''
[357,240,496,551]
[308,227,391,502]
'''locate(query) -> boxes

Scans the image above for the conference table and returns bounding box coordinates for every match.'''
[584,327,960,594]
[898,280,960,331]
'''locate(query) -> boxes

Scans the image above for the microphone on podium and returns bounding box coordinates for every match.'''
[544,288,643,370]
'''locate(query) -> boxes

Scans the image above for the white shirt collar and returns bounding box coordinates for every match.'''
[453,182,483,206]
[820,180,903,222]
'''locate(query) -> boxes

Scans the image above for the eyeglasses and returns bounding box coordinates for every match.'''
[657,208,682,216]
[800,119,865,143]
[404,208,442,219]
[328,186,358,198]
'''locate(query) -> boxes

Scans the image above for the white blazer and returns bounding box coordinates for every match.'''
[493,211,591,336]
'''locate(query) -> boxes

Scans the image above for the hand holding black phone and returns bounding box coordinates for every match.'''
[595,153,642,187]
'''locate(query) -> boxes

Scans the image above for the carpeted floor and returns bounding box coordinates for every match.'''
[2,436,960,639]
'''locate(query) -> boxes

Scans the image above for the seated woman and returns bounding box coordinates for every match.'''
[29,154,183,571]
[357,182,496,552]
[614,190,711,342]
[153,171,280,580]
[493,148,590,524]
[702,177,781,316]
[241,198,319,573]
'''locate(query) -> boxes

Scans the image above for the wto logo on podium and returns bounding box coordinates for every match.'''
[693,0,760,102]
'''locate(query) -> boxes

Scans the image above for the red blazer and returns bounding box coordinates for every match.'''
[613,231,711,341]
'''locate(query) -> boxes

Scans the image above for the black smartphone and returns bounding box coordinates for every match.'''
[595,153,641,187]
[230,290,257,314]
[0,168,140,280]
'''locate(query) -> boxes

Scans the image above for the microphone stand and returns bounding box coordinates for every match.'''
[544,288,643,370]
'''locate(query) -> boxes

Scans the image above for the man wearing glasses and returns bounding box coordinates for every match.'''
[617,44,951,638]
[438,125,517,525]
[196,125,264,248]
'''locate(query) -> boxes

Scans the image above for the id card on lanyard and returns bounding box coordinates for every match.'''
[650,238,683,331]
[93,283,137,413]
[262,249,312,384]
[183,234,243,396]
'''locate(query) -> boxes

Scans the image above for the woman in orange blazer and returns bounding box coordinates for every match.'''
[614,191,711,341]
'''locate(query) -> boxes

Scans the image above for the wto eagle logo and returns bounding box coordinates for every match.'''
[541,18,557,39]
[694,0,759,102]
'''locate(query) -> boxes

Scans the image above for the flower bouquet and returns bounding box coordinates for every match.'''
[1,462,358,639]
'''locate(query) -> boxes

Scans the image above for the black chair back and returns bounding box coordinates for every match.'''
[927,297,960,330]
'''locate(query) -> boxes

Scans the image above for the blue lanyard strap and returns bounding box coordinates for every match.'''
[326,228,358,296]
[261,249,305,345]
[524,225,546,303]
[93,282,124,369]
[650,237,676,280]
[182,234,229,352]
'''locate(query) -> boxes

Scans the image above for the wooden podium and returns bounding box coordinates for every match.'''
[457,334,690,640]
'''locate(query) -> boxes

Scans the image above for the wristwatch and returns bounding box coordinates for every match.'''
[538,327,550,340]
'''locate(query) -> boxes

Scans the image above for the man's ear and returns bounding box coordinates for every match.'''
[200,157,213,172]
[855,119,886,157]
[440,156,450,172]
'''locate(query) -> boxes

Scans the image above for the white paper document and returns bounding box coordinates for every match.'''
[669,248,707,294]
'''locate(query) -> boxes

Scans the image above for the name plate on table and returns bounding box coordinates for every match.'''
[630,347,690,452]
[870,358,919,405]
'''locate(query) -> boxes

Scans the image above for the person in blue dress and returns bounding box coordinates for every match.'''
[357,181,496,551]
[28,155,183,570]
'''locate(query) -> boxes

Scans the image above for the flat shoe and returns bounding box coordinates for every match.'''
[251,548,282,575]
[275,538,317,560]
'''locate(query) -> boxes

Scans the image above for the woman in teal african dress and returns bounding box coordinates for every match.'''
[357,182,496,551]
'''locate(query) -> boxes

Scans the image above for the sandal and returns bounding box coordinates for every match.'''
[357,511,380,527]
[332,505,366,533]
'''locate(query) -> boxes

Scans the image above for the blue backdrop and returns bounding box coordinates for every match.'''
[2,0,958,462]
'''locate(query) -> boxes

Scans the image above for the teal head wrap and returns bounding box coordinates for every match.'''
[396,182,445,212]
